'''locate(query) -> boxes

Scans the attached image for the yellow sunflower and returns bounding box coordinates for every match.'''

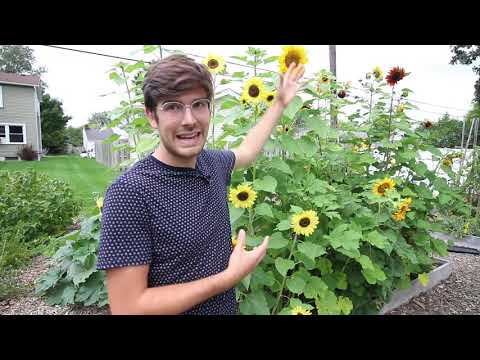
[229,184,257,209]
[372,178,396,196]
[291,210,319,237]
[399,197,412,212]
[242,77,266,105]
[264,91,276,105]
[442,158,453,167]
[279,45,308,74]
[96,197,104,209]
[291,305,312,315]
[352,143,368,153]
[203,53,225,74]
[239,94,249,107]
[372,66,384,81]
[392,210,406,222]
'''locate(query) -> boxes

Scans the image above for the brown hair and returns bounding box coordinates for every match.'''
[143,54,213,113]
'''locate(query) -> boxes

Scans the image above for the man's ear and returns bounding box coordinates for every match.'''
[145,107,158,129]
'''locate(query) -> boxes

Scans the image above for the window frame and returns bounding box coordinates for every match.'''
[0,123,27,145]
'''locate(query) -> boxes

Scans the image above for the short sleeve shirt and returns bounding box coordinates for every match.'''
[97,149,237,315]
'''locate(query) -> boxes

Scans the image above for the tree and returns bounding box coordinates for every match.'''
[450,45,480,103]
[0,45,46,75]
[87,111,110,128]
[64,126,83,147]
[41,94,71,153]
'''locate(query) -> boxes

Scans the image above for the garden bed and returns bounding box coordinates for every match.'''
[430,231,480,254]
[380,257,452,314]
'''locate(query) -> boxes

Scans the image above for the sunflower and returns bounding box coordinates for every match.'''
[372,178,396,196]
[264,91,276,105]
[352,143,368,153]
[291,210,319,237]
[239,94,249,107]
[385,66,406,86]
[279,45,308,74]
[291,306,312,315]
[442,158,453,167]
[242,77,266,105]
[392,210,406,222]
[423,119,433,129]
[96,197,104,209]
[229,184,257,209]
[399,197,412,213]
[372,66,384,81]
[203,53,225,74]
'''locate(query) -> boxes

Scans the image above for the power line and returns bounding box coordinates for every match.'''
[42,45,473,114]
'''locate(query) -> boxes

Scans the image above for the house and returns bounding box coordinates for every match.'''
[0,72,42,160]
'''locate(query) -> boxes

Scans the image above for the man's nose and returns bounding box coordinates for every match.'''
[181,106,196,126]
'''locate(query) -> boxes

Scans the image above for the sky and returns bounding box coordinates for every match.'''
[29,45,478,128]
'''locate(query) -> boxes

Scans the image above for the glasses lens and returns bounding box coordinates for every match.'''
[162,102,184,115]
[191,99,211,116]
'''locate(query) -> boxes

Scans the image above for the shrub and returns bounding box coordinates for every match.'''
[17,144,38,161]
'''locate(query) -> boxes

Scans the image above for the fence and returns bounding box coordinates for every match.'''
[95,139,130,168]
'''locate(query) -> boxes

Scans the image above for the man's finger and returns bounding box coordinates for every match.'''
[291,63,303,80]
[237,229,246,249]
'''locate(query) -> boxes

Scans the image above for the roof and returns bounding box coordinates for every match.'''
[84,127,115,142]
[0,72,41,87]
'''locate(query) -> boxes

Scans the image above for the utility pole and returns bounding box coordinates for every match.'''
[329,45,337,128]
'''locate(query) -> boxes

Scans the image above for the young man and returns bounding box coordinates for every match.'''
[97,54,304,315]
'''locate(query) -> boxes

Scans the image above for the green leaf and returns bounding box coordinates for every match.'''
[365,230,387,249]
[361,264,386,285]
[232,71,246,78]
[253,175,277,193]
[337,296,353,315]
[275,258,295,277]
[304,117,330,138]
[109,71,124,85]
[279,135,302,155]
[418,273,429,287]
[317,257,333,275]
[297,242,326,261]
[356,254,374,271]
[228,205,244,226]
[290,205,304,213]
[102,134,120,144]
[35,268,64,294]
[255,203,274,218]
[340,230,362,251]
[268,232,289,249]
[303,276,328,299]
[297,137,318,157]
[286,274,307,294]
[241,274,252,290]
[275,219,291,231]
[269,158,293,175]
[251,267,275,288]
[263,56,278,64]
[283,96,304,120]
[239,290,270,315]
[315,290,340,315]
[337,247,361,258]
[431,238,448,257]
[136,136,159,155]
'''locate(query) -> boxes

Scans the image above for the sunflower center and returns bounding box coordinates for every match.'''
[299,217,311,227]
[237,192,249,201]
[207,59,219,69]
[392,71,402,81]
[248,85,260,98]
[285,52,300,68]
[322,76,329,82]
[267,95,274,102]
[378,184,389,194]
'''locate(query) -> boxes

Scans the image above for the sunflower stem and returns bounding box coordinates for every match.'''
[248,208,255,237]
[384,86,395,171]
[272,233,298,315]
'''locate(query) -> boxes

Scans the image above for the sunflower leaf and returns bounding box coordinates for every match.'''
[297,242,326,261]
[337,296,353,315]
[253,175,277,193]
[286,274,306,295]
[228,205,244,226]
[268,232,289,250]
[255,203,274,218]
[275,258,295,277]
[269,158,293,175]
[283,96,304,120]
[276,220,291,231]
[263,56,278,64]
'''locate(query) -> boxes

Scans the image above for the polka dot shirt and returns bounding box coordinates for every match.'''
[97,149,238,315]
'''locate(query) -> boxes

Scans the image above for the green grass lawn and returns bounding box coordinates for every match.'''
[0,155,119,211]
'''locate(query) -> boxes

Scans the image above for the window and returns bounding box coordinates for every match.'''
[0,124,26,144]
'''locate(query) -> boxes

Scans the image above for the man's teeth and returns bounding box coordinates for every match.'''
[178,133,198,139]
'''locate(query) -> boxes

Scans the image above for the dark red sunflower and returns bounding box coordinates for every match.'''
[385,66,406,86]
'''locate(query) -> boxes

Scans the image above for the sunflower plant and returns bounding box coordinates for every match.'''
[213,47,469,315]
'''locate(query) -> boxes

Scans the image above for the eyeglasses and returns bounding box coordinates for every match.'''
[158,98,211,119]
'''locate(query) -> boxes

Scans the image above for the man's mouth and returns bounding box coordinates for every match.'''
[176,131,202,145]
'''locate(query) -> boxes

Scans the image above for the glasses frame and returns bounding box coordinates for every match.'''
[158,98,212,118]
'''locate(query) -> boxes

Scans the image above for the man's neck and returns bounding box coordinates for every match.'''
[152,146,198,169]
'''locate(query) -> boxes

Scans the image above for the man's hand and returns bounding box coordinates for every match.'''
[275,62,306,108]
[224,229,270,284]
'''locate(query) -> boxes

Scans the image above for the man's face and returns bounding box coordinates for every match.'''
[146,87,211,163]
